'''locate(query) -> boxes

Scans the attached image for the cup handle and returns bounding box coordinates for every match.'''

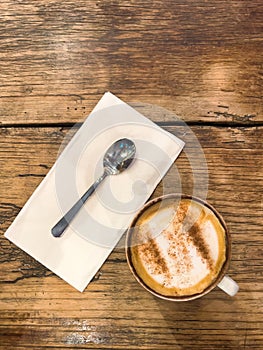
[217,275,239,296]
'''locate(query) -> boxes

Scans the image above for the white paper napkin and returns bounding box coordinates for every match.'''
[5,92,184,291]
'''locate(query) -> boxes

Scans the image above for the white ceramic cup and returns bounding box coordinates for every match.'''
[126,194,239,301]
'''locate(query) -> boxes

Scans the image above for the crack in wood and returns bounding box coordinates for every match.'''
[18,173,46,177]
[2,269,54,285]
[213,111,256,123]
[39,164,49,169]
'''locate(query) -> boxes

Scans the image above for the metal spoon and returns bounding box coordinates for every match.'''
[51,138,136,238]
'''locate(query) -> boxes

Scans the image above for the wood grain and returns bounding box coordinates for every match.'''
[0,0,262,125]
[0,0,262,348]
[0,125,262,349]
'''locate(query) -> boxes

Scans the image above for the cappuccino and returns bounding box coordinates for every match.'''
[127,196,228,298]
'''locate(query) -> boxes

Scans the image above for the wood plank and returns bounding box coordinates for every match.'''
[0,0,262,125]
[0,125,262,348]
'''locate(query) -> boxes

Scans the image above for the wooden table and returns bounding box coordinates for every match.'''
[0,1,262,349]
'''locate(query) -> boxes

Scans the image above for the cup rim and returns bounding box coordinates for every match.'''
[125,193,231,301]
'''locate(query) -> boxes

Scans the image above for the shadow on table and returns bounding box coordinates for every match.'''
[153,288,247,349]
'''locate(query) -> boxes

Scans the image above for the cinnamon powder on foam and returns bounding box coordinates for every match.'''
[130,199,226,296]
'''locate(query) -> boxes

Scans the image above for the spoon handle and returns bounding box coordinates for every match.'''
[51,171,108,238]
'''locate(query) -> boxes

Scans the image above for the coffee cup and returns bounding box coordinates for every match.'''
[126,194,239,301]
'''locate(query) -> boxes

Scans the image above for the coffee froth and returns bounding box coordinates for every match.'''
[128,197,227,297]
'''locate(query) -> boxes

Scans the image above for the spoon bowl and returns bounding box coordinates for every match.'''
[103,138,136,175]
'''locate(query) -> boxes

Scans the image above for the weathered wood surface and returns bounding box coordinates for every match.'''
[0,0,262,125]
[1,0,262,348]
[0,125,262,349]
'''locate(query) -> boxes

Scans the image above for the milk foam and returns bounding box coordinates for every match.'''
[133,199,225,294]
[144,217,218,289]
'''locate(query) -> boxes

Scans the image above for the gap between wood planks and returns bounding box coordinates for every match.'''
[1,121,263,129]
